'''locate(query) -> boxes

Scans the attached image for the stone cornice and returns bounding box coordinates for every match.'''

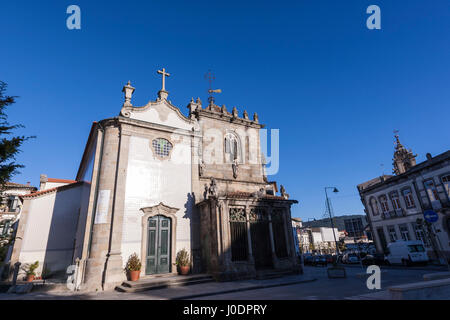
[120,98,195,127]
[195,109,265,129]
[116,116,202,138]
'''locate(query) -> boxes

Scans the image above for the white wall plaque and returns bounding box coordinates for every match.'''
[94,190,110,224]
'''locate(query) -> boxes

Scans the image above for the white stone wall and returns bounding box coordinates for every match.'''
[18,184,87,274]
[362,162,450,256]
[121,134,192,268]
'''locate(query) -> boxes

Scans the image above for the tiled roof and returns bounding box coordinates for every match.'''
[47,178,77,184]
[21,181,85,199]
[4,182,37,189]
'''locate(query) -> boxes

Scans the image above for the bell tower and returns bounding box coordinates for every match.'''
[392,131,417,175]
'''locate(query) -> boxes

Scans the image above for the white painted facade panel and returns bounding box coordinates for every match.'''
[121,135,192,267]
[19,185,85,274]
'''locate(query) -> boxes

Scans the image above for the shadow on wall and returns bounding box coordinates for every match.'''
[183,192,202,273]
[40,189,84,279]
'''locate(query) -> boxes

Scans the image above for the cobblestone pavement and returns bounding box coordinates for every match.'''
[0,265,446,300]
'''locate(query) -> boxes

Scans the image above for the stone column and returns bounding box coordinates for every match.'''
[220,201,233,271]
[82,123,121,291]
[267,208,279,268]
[245,206,255,265]
[281,208,292,257]
[102,129,131,290]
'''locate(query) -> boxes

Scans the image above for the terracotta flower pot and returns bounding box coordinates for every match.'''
[26,274,35,282]
[179,265,190,275]
[129,270,140,281]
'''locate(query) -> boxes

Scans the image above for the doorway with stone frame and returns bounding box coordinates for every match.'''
[140,203,179,276]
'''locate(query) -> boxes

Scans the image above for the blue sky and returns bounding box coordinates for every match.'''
[1,1,449,220]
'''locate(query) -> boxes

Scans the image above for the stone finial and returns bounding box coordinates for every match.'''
[156,68,170,100]
[196,97,202,105]
[221,105,227,114]
[122,81,135,107]
[243,110,249,120]
[232,107,238,118]
[253,112,259,123]
[187,99,198,120]
[280,185,289,199]
[207,178,218,199]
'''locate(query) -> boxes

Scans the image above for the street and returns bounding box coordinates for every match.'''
[193,265,447,300]
[0,264,446,300]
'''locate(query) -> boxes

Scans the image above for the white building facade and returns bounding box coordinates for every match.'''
[358,136,450,262]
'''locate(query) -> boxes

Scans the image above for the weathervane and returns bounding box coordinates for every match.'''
[394,129,400,143]
[204,70,221,105]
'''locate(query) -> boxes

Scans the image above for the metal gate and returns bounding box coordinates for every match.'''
[249,208,273,269]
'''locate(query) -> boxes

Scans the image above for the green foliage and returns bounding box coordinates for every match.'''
[0,81,34,188]
[125,253,141,271]
[176,248,190,267]
[23,261,39,276]
[0,245,8,263]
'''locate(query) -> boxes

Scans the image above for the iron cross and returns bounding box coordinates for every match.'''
[157,68,170,91]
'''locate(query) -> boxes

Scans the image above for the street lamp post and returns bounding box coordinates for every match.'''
[325,187,340,258]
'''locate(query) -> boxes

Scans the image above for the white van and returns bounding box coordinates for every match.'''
[385,240,429,265]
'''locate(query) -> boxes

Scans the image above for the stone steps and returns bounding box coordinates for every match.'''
[116,274,214,293]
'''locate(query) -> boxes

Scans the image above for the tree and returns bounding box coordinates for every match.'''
[0,81,33,187]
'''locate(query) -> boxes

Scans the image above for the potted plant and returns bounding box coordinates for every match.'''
[25,261,39,282]
[125,253,142,281]
[176,248,190,275]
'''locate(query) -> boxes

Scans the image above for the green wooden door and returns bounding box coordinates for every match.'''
[146,215,171,275]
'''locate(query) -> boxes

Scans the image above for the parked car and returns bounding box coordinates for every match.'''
[361,253,386,265]
[343,253,360,264]
[312,255,327,266]
[324,254,334,264]
[384,240,429,266]
[303,254,314,265]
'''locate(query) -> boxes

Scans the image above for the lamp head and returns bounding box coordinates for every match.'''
[333,188,339,193]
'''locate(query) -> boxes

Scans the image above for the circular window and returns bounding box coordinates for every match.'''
[152,138,172,157]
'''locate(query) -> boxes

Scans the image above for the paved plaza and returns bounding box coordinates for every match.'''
[0,264,447,300]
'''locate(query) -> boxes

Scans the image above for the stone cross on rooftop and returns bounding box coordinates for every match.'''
[157,68,170,92]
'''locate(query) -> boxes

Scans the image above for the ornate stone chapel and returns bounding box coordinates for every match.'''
[7,69,300,291]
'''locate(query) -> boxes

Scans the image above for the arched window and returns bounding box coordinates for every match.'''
[369,197,380,216]
[224,132,241,163]
[442,175,450,200]
[402,188,415,208]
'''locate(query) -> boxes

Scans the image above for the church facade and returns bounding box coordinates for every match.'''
[7,69,299,291]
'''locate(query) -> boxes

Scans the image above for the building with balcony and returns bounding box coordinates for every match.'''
[0,182,37,238]
[357,134,450,261]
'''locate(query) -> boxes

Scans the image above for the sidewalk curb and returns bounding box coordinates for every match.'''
[172,277,317,300]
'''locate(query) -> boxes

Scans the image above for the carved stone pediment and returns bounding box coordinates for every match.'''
[140,202,179,216]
